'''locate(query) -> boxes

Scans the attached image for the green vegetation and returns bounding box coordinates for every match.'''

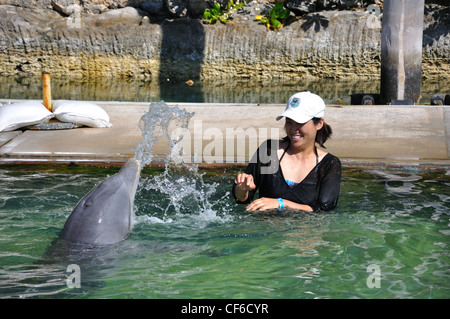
[202,0,291,31]
[255,2,291,31]
[203,0,245,24]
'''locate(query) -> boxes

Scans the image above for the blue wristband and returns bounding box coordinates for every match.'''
[278,198,284,210]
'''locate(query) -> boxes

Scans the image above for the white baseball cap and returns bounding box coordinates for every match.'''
[276,91,325,123]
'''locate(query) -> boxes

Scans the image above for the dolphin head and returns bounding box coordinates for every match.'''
[60,158,142,245]
[120,157,141,201]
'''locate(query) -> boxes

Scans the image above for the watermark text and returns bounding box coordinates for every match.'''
[66,264,81,288]
[366,264,381,288]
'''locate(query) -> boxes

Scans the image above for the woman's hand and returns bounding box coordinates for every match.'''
[246,198,314,213]
[234,173,256,202]
[246,197,279,212]
[235,173,256,191]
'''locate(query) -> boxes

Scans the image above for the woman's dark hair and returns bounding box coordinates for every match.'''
[283,118,333,148]
[312,117,332,148]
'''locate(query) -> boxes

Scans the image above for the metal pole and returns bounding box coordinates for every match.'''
[380,0,425,105]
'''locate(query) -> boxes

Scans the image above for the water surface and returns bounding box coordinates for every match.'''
[0,165,448,299]
[1,76,448,104]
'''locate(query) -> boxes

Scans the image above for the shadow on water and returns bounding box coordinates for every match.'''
[159,18,205,102]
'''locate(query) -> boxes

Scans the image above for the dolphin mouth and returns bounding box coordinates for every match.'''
[125,158,141,233]
[121,158,141,198]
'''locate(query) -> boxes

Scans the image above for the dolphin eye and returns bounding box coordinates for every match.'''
[82,200,92,208]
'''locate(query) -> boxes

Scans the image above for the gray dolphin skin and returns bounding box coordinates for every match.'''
[59,158,141,245]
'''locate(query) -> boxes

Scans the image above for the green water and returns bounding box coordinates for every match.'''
[0,166,449,299]
[1,76,448,105]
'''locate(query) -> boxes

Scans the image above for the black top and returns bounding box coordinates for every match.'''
[232,139,342,211]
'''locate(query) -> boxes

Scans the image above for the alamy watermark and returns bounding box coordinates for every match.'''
[66,1,82,29]
[169,120,281,174]
[66,264,81,288]
[366,4,382,29]
[366,264,381,288]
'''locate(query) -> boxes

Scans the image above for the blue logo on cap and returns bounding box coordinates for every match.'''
[290,97,300,108]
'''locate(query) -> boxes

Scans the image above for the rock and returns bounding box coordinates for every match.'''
[139,0,165,15]
[83,4,108,15]
[285,0,380,15]
[285,0,317,15]
[140,15,150,24]
[80,0,130,14]
[94,6,147,26]
[239,0,269,18]
[0,2,448,82]
[97,6,147,20]
[51,1,72,16]
[165,0,189,18]
[187,0,209,18]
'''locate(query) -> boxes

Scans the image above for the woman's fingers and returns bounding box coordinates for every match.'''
[235,173,255,191]
[246,198,278,212]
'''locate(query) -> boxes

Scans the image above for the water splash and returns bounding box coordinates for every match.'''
[133,101,194,166]
[133,101,232,227]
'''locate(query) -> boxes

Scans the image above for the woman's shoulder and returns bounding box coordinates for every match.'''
[320,152,341,167]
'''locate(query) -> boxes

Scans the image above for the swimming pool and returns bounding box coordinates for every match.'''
[0,164,448,299]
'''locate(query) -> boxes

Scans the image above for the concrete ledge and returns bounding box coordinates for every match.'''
[0,131,21,148]
[0,100,449,169]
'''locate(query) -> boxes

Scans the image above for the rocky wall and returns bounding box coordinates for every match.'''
[0,1,448,80]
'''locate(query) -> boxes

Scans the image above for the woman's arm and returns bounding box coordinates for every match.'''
[246,197,313,212]
[283,199,314,212]
[314,156,342,211]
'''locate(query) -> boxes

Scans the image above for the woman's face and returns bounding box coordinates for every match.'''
[285,118,323,149]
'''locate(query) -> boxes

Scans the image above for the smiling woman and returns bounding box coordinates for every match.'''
[232,91,341,212]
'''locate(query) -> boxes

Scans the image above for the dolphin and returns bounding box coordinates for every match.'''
[59,158,141,245]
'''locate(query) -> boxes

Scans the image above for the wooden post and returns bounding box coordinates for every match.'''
[42,72,52,111]
[380,0,425,105]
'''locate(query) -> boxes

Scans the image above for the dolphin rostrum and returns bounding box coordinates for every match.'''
[59,158,141,245]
